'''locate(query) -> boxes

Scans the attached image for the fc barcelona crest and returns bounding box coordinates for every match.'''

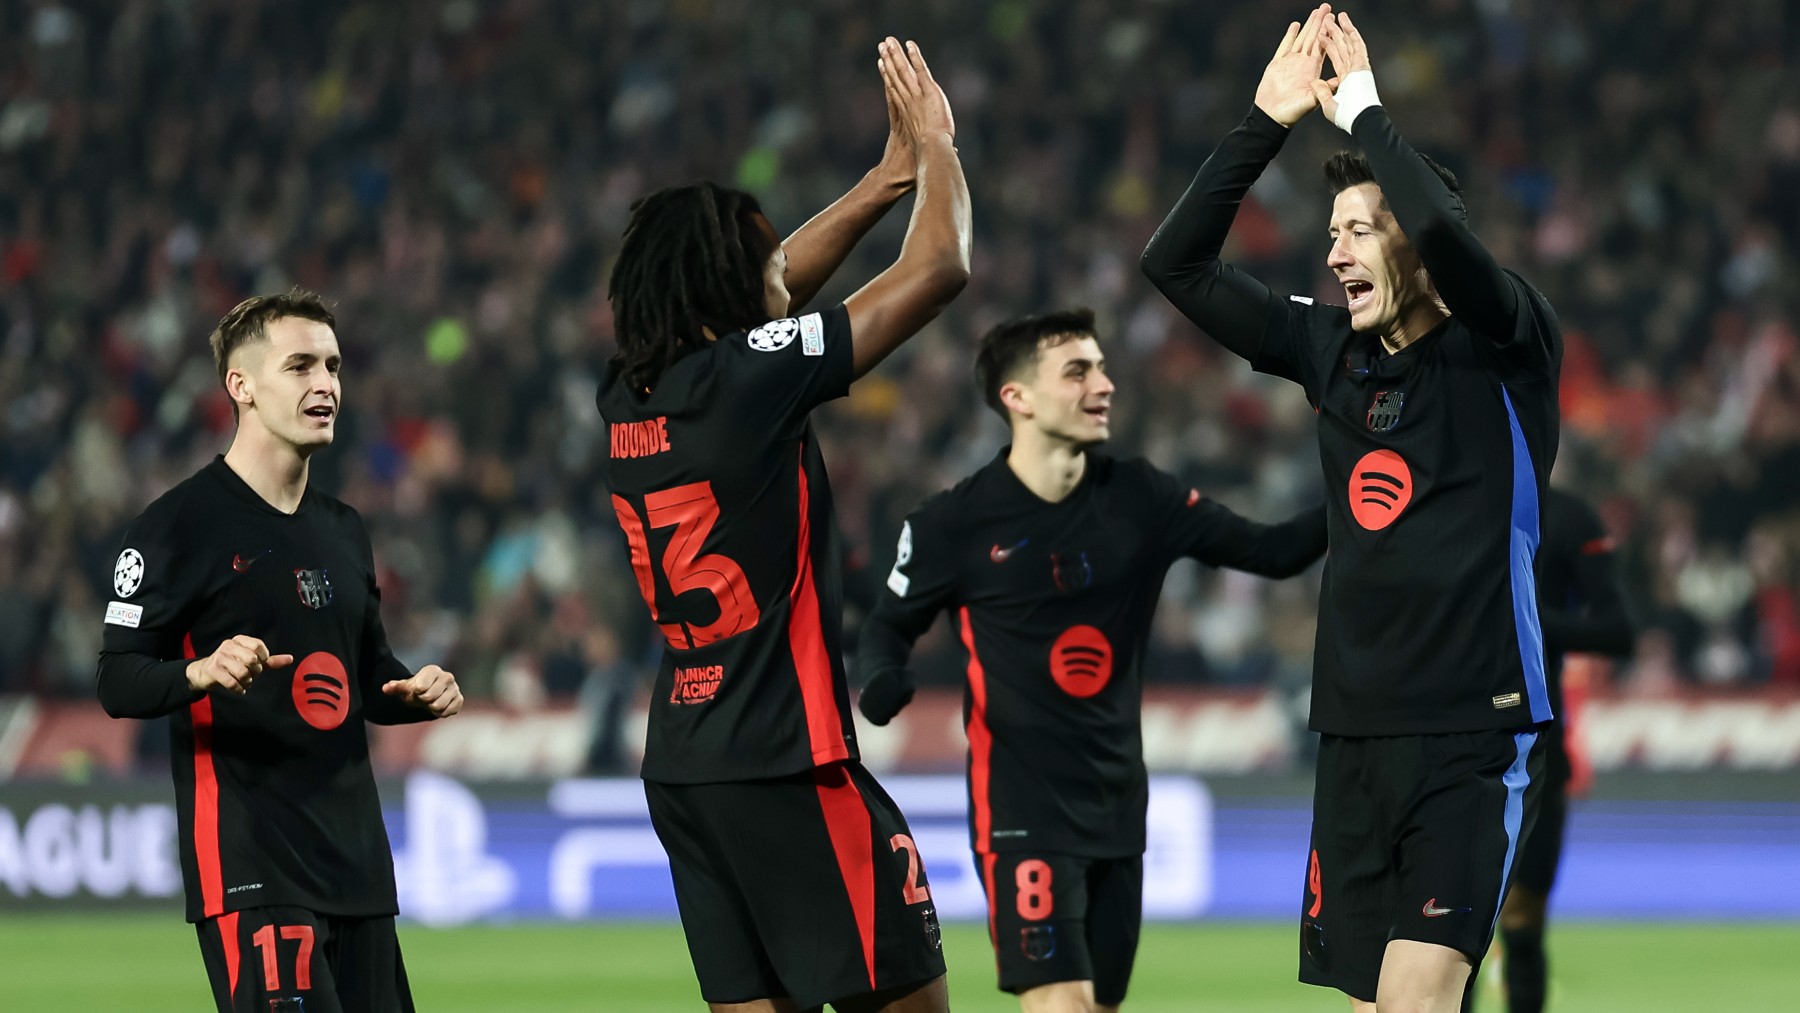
[1051,551,1092,594]
[294,569,334,609]
[1366,390,1406,433]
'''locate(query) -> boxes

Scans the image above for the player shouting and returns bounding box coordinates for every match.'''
[1142,7,1563,1011]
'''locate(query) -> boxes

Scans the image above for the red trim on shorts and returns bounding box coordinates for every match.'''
[185,632,226,918]
[981,851,1000,956]
[790,445,850,766]
[815,765,878,991]
[959,608,994,852]
[218,911,241,998]
[1307,848,1324,918]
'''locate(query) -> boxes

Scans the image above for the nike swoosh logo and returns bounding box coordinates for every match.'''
[232,550,272,573]
[1421,898,1470,918]
[989,539,1028,563]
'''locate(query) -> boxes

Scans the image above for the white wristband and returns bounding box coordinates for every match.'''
[1331,70,1381,133]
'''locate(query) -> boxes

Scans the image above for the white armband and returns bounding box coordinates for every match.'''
[1331,70,1381,134]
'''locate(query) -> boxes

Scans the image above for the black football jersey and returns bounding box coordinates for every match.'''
[97,457,424,923]
[1257,285,1560,735]
[597,305,859,784]
[1142,105,1565,738]
[1144,108,1569,737]
[863,452,1327,857]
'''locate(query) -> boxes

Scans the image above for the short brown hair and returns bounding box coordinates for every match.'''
[209,288,336,402]
[974,308,1098,421]
[1323,150,1466,223]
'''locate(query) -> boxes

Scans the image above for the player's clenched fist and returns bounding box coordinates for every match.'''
[381,665,464,718]
[187,635,294,695]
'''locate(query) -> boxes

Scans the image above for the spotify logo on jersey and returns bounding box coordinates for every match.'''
[1049,625,1113,698]
[292,651,350,731]
[1348,449,1413,531]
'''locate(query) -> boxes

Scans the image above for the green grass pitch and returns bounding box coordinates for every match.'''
[1,916,1792,1010]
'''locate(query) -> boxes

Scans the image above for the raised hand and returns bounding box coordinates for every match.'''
[1254,4,1334,128]
[1313,11,1377,131]
[382,664,464,718]
[187,635,294,695]
[1321,11,1373,77]
[871,58,917,193]
[877,37,955,154]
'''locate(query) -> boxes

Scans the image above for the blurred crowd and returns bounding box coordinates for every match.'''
[2,0,1798,755]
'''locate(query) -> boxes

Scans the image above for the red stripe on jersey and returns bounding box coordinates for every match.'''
[959,607,994,852]
[186,632,226,918]
[1580,536,1616,556]
[815,765,878,990]
[217,911,241,998]
[789,445,851,766]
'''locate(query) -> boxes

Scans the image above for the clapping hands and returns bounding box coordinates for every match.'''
[1254,5,1377,130]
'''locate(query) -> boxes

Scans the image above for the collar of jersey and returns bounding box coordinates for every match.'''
[989,446,1102,508]
[207,456,315,518]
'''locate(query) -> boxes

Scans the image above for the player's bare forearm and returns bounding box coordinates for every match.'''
[845,131,970,379]
[781,173,909,314]
[901,129,972,286]
[1350,108,1518,327]
[96,652,202,719]
[1139,108,1288,363]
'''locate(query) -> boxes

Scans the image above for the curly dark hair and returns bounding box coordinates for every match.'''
[607,181,779,391]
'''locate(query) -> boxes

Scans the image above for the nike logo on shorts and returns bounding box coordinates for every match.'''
[1421,898,1470,918]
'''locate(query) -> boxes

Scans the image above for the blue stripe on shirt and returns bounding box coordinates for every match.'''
[1502,389,1553,723]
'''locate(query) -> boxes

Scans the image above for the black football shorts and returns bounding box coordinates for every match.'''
[645,761,946,1009]
[1299,728,1546,1002]
[975,850,1143,1006]
[196,905,413,1013]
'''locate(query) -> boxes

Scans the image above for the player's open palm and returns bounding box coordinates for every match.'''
[382,664,464,718]
[1312,11,1374,125]
[188,635,293,696]
[878,37,954,149]
[873,60,918,193]
[1254,4,1334,127]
